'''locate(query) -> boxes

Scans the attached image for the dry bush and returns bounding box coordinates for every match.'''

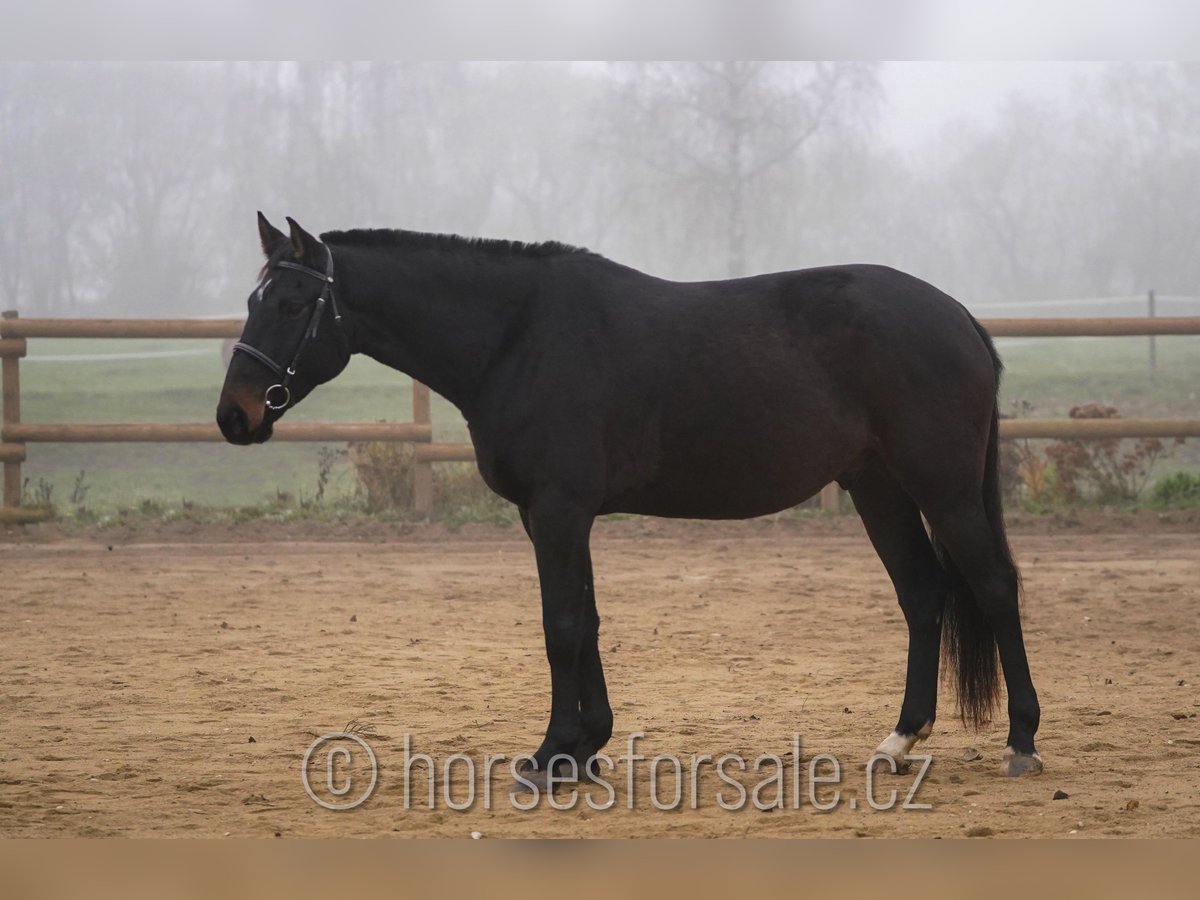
[346,440,416,511]
[1002,401,1184,508]
[345,440,515,524]
[1045,403,1182,503]
[1009,438,1067,507]
[1000,402,1068,506]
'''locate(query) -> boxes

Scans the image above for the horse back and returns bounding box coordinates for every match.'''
[471,260,996,518]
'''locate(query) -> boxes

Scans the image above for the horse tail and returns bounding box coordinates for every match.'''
[933,317,1012,729]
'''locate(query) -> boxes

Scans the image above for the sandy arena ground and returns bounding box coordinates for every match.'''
[1,516,1198,838]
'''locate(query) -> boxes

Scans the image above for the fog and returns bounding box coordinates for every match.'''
[2,61,1198,319]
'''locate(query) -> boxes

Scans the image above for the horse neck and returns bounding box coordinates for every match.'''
[337,243,542,414]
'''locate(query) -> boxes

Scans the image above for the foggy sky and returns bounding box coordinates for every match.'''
[1,61,1198,318]
[880,62,1112,150]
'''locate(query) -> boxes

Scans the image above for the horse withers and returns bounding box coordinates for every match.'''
[217,214,1042,785]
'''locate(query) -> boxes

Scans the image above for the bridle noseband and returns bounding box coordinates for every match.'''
[233,245,344,411]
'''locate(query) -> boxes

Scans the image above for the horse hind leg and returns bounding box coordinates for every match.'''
[894,433,1042,776]
[849,463,948,774]
[920,498,1042,776]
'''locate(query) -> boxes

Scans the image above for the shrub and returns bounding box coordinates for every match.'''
[345,439,516,525]
[1006,436,1070,508]
[1002,401,1186,509]
[346,440,416,511]
[1149,472,1200,509]
[22,476,55,513]
[1044,403,1182,504]
[1001,402,1071,508]
[435,462,519,528]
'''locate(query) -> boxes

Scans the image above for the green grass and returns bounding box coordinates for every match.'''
[11,334,1200,514]
[996,335,1199,417]
[996,335,1200,473]
[18,338,466,510]
[1147,472,1200,509]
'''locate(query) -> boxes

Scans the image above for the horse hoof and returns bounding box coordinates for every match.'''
[1000,748,1043,777]
[510,762,581,794]
[510,768,550,794]
[872,729,929,776]
[870,754,911,776]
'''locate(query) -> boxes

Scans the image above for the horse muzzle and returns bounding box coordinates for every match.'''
[216,396,274,445]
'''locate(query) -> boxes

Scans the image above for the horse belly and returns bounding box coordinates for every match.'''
[605,404,867,519]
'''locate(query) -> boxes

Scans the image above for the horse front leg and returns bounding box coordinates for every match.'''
[517,496,604,790]
[577,552,613,771]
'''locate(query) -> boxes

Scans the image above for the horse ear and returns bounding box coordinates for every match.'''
[257,211,287,257]
[285,216,320,262]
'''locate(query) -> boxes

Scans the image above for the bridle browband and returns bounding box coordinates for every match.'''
[232,245,345,411]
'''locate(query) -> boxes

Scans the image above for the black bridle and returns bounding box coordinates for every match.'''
[233,245,344,411]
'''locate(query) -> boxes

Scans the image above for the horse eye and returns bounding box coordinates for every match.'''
[280,292,309,310]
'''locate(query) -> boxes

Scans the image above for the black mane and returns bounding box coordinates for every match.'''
[321,228,592,259]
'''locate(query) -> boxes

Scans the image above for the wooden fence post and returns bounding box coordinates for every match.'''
[1148,289,1157,382]
[411,380,433,515]
[819,481,840,514]
[2,310,24,511]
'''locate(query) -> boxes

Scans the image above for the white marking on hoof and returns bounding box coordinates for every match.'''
[876,731,915,759]
[873,722,933,774]
[1000,745,1044,777]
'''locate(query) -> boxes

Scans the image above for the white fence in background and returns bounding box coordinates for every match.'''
[970,294,1200,318]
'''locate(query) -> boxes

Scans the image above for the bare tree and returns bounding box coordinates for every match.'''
[0,64,106,314]
[5,61,1199,320]
[604,62,880,277]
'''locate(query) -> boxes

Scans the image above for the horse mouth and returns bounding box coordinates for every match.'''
[249,422,275,444]
[220,420,274,446]
[216,400,275,445]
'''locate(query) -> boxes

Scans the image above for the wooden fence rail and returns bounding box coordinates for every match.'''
[0,318,245,339]
[2,422,432,443]
[983,317,1200,337]
[5,315,1200,340]
[2,311,1199,524]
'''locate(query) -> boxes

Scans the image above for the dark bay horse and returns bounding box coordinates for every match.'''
[217,214,1042,782]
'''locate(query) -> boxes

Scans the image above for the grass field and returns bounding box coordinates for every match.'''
[997,335,1200,420]
[10,334,1200,513]
[17,339,465,511]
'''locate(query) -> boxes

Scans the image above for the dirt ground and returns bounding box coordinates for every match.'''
[1,516,1198,838]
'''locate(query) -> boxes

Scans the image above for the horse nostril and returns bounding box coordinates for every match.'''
[217,403,249,442]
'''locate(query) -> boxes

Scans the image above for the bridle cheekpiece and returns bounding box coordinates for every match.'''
[232,245,344,411]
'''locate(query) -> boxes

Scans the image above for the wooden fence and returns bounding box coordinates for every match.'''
[2,310,1199,524]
